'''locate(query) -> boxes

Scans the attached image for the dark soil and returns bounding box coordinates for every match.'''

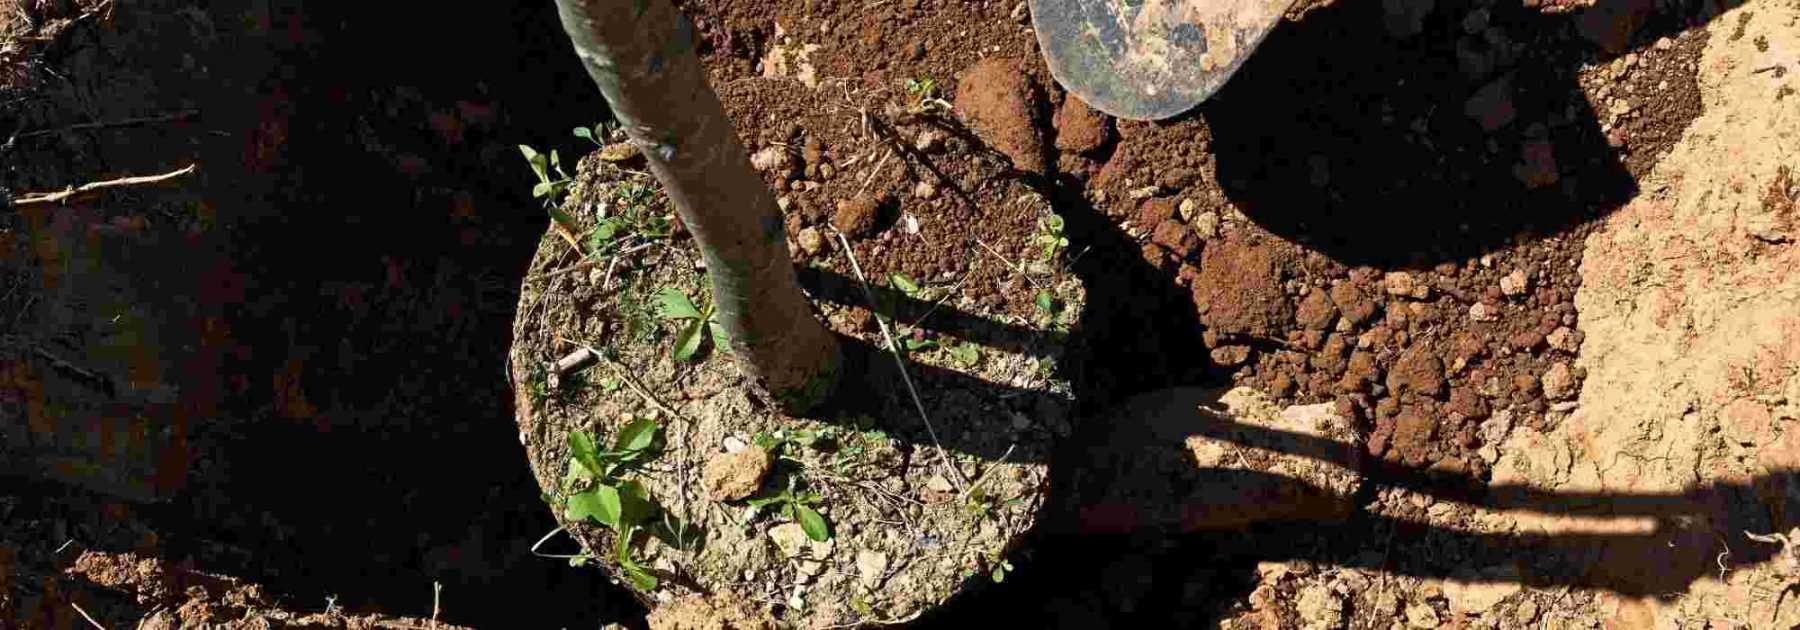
[3,0,1728,627]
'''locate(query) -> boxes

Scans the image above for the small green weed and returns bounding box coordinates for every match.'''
[1033,215,1069,262]
[747,476,833,542]
[903,76,952,114]
[519,144,573,208]
[572,122,606,147]
[658,288,729,361]
[947,342,981,368]
[562,418,667,591]
[990,557,1014,583]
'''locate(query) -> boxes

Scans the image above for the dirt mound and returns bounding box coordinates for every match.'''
[509,146,1083,626]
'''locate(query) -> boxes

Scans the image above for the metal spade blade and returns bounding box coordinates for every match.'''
[1029,0,1295,120]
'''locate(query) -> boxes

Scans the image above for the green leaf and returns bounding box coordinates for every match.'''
[551,149,562,170]
[614,418,660,453]
[745,494,786,508]
[565,489,605,523]
[673,318,706,361]
[1045,215,1065,232]
[949,343,981,367]
[518,144,540,164]
[532,181,552,198]
[795,505,831,542]
[708,322,730,352]
[547,205,576,227]
[658,288,702,320]
[573,127,593,140]
[621,563,658,591]
[568,432,602,475]
[590,483,624,528]
[1035,291,1057,313]
[616,479,657,526]
[903,335,938,351]
[890,273,922,296]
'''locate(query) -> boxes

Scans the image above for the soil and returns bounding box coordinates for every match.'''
[508,135,1084,626]
[5,0,1791,627]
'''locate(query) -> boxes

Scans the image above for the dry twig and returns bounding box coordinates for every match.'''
[831,229,969,492]
[12,164,197,208]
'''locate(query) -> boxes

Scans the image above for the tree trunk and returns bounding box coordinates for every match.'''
[552,0,842,411]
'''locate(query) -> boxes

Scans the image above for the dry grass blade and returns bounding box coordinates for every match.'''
[12,163,197,207]
[831,229,969,492]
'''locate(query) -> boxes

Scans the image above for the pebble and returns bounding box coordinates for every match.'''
[1546,326,1581,352]
[1011,1,1029,24]
[750,146,789,172]
[1406,602,1441,629]
[797,227,825,256]
[1128,185,1161,200]
[914,129,946,153]
[1193,211,1221,239]
[914,179,938,200]
[1500,269,1530,296]
[1384,271,1431,299]
[1178,198,1199,222]
[1541,362,1576,401]
[1469,302,1500,322]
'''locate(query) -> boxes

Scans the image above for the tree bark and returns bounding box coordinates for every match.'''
[553,0,841,411]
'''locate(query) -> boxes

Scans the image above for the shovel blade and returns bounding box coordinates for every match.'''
[1030,0,1294,120]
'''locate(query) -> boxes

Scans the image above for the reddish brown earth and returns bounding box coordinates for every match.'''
[3,0,1734,627]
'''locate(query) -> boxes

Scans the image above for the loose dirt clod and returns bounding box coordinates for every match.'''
[954,57,1047,173]
[1053,95,1111,154]
[702,446,772,502]
[831,193,885,237]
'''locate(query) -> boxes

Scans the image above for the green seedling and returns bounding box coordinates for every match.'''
[573,122,606,147]
[903,77,952,114]
[563,418,667,590]
[1034,290,1060,315]
[991,557,1014,583]
[753,426,844,459]
[948,342,981,368]
[747,476,833,542]
[519,144,573,209]
[658,288,729,362]
[1033,214,1069,261]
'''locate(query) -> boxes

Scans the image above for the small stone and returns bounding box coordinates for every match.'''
[857,551,889,588]
[1406,602,1441,629]
[1177,198,1199,222]
[914,129,946,153]
[797,227,825,256]
[769,523,811,558]
[1465,76,1516,132]
[1384,271,1431,300]
[818,163,835,180]
[1499,269,1530,296]
[1128,185,1161,200]
[1546,326,1581,353]
[750,146,789,172]
[1469,302,1500,322]
[1541,362,1576,401]
[1193,211,1221,239]
[1513,139,1559,188]
[1655,36,1674,50]
[913,179,938,200]
[1152,220,1198,257]
[723,435,748,452]
[702,446,772,502]
[1297,584,1345,630]
[599,142,642,163]
[1011,1,1029,23]
[1513,599,1540,624]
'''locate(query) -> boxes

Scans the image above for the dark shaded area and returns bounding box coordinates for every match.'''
[6,0,640,627]
[1205,0,1718,268]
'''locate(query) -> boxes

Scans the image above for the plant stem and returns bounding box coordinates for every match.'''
[553,0,841,412]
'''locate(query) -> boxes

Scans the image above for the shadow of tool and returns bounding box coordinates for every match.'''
[1204,0,1730,268]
